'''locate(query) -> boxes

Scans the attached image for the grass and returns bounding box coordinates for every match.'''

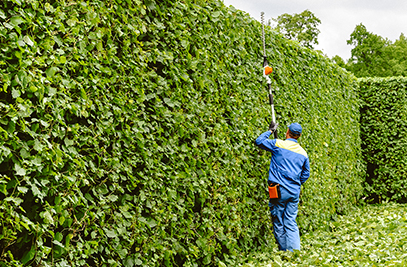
[241,203,407,267]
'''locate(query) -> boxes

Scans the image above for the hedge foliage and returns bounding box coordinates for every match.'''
[359,77,407,203]
[0,0,362,266]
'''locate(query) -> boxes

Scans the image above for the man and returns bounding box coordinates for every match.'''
[255,122,310,251]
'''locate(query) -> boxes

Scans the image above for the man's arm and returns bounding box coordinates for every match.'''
[255,131,276,152]
[300,158,310,185]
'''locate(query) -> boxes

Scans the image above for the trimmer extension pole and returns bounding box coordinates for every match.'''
[268,85,277,139]
[268,84,276,122]
[261,12,277,139]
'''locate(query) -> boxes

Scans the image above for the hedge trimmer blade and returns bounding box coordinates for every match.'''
[261,12,273,81]
[261,12,277,138]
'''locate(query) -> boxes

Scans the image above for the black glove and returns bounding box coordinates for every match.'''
[268,121,279,132]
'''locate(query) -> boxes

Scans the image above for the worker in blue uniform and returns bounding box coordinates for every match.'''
[255,122,310,251]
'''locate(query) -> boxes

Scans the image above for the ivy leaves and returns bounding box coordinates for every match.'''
[245,203,407,266]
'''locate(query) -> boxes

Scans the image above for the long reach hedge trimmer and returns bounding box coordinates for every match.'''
[261,12,278,139]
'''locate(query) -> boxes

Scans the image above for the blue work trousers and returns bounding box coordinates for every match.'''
[268,185,300,251]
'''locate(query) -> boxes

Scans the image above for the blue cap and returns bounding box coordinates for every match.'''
[288,123,302,135]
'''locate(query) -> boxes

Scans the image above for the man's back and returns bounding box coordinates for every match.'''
[255,133,310,195]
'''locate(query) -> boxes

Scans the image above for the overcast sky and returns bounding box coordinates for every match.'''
[222,0,407,60]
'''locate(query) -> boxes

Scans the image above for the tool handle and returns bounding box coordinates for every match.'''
[273,128,278,139]
[263,56,268,67]
[268,84,278,139]
[268,89,273,106]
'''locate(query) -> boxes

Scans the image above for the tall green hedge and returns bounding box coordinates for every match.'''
[359,77,407,203]
[0,0,362,266]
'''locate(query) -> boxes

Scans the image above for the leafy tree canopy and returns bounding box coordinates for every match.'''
[346,23,407,77]
[272,10,321,49]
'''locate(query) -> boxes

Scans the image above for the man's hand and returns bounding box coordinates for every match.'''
[268,121,279,132]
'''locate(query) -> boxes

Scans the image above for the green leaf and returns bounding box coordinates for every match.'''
[146,219,157,228]
[41,210,54,224]
[10,16,25,27]
[45,67,59,78]
[52,240,65,248]
[15,163,26,176]
[64,137,74,147]
[33,139,44,152]
[23,35,34,46]
[212,11,221,18]
[59,55,67,64]
[11,89,21,98]
[21,247,35,264]
[104,228,117,238]
[55,232,63,242]
[124,258,135,267]
[0,183,7,195]
[4,197,23,205]
[32,156,42,167]
[17,186,28,193]
[31,184,41,197]
[20,148,30,158]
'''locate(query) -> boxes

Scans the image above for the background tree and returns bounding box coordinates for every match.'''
[386,33,407,76]
[273,10,321,49]
[346,23,388,77]
[346,24,407,77]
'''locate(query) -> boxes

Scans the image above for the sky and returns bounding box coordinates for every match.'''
[222,0,407,60]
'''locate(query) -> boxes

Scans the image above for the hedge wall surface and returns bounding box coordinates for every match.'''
[0,0,362,266]
[359,77,407,203]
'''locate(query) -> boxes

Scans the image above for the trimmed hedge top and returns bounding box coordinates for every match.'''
[0,0,362,266]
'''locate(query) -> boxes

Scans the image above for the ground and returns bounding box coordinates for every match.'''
[242,203,407,267]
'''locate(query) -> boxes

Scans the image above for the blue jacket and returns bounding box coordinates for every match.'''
[255,131,310,195]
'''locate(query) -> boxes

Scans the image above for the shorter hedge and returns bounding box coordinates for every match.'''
[359,77,407,202]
